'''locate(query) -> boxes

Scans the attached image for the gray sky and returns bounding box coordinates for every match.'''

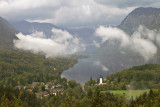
[0,0,160,27]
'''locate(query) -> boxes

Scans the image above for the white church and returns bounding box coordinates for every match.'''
[99,76,106,85]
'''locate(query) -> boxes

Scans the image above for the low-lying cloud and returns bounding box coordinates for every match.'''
[93,61,109,72]
[14,28,85,57]
[95,25,159,61]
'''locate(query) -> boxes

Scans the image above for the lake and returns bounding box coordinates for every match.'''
[61,55,112,84]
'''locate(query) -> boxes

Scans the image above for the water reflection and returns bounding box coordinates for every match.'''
[61,56,111,84]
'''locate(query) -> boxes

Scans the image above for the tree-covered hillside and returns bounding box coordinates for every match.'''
[0,17,18,49]
[1,57,160,106]
[108,64,160,89]
[84,64,160,91]
[0,49,77,86]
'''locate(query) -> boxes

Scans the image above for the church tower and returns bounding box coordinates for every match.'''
[100,77,103,84]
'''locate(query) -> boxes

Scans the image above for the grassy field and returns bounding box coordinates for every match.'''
[101,90,150,100]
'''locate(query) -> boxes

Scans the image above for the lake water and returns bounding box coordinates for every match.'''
[61,55,112,84]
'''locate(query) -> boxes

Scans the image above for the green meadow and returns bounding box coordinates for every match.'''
[101,90,150,100]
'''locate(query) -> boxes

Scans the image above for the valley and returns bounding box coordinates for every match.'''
[0,3,160,106]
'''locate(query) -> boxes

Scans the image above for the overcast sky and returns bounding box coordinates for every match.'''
[0,0,160,27]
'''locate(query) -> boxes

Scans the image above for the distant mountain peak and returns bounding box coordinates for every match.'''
[119,7,160,35]
[10,20,59,38]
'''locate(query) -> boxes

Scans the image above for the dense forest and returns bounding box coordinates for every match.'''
[1,84,160,106]
[107,64,160,89]
[0,49,77,86]
[1,49,160,106]
[0,86,41,107]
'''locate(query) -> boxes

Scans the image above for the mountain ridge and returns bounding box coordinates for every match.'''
[0,17,18,49]
[119,7,160,35]
[10,20,59,38]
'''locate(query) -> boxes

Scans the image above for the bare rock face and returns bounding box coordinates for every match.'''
[119,7,160,35]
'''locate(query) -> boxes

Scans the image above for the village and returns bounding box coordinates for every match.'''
[14,76,106,98]
[15,82,64,97]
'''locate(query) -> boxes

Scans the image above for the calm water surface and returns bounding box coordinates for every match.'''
[61,55,111,84]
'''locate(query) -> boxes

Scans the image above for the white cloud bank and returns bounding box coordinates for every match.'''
[1,0,160,27]
[14,28,85,57]
[95,26,160,61]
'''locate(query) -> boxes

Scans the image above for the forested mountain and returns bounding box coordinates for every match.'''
[119,7,160,35]
[0,49,77,86]
[94,7,160,74]
[0,17,18,49]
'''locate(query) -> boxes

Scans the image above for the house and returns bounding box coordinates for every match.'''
[36,91,50,97]
[36,88,64,97]
[27,89,33,92]
[49,89,57,95]
[49,88,64,95]
[55,84,62,88]
[56,88,64,94]
[45,82,55,89]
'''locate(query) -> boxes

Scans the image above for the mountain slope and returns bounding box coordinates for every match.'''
[94,40,147,73]
[94,7,160,74]
[107,64,160,89]
[0,49,77,86]
[11,21,59,38]
[119,7,160,35]
[0,17,18,49]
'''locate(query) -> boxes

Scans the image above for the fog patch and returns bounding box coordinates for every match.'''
[14,28,85,57]
[95,25,159,61]
[93,40,100,48]
[93,61,109,72]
